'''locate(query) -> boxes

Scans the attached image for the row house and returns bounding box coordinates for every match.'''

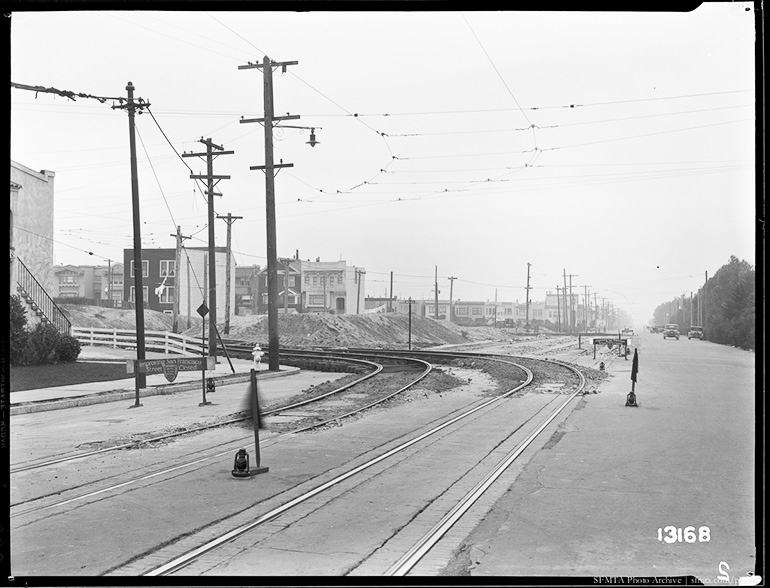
[256,258,366,315]
[255,260,302,314]
[235,264,260,315]
[123,246,234,324]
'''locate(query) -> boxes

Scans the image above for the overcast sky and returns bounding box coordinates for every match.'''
[10,5,757,326]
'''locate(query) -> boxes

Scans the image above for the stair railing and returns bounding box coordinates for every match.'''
[15,258,72,336]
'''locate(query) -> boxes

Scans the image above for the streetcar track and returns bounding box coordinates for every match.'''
[12,347,586,578]
[9,357,432,515]
[140,358,537,576]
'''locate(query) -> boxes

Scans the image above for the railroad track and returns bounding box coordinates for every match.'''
[9,352,429,515]
[135,356,584,577]
[10,346,588,577]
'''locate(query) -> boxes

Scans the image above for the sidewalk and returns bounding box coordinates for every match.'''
[9,345,299,416]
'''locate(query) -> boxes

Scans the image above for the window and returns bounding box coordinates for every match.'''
[61,275,76,284]
[159,286,174,304]
[160,260,176,277]
[305,275,310,284]
[313,277,318,285]
[130,260,149,278]
[456,306,468,315]
[309,295,324,306]
[472,307,482,315]
[129,286,149,303]
[337,275,343,284]
[289,276,296,287]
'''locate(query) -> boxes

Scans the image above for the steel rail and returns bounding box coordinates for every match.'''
[9,353,381,475]
[142,359,534,576]
[290,358,432,433]
[10,357,426,515]
[384,359,586,576]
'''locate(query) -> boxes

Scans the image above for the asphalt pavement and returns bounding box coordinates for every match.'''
[443,330,758,582]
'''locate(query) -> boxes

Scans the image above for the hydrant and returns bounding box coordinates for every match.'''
[252,344,264,370]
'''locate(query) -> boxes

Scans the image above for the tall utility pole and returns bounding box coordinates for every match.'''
[525,262,532,326]
[169,226,191,334]
[239,56,299,372]
[185,138,233,360]
[583,285,592,331]
[278,257,293,315]
[106,259,112,308]
[567,273,578,331]
[217,213,242,334]
[563,270,569,333]
[356,268,366,314]
[448,276,457,324]
[556,285,562,332]
[389,271,394,313]
[407,297,415,350]
[434,266,440,319]
[114,81,151,392]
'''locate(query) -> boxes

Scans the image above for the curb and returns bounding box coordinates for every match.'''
[10,367,300,416]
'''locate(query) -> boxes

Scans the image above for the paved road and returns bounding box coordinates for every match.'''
[443,330,757,582]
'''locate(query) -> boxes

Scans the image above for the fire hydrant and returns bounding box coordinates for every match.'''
[252,344,264,370]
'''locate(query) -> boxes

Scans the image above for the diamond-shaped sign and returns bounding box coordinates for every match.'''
[197,303,209,317]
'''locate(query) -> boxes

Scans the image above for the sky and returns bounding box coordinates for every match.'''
[9,5,757,327]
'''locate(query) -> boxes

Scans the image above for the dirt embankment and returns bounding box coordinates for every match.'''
[60,305,514,348]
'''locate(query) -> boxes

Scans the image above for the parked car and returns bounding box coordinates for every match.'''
[688,326,703,340]
[663,324,679,340]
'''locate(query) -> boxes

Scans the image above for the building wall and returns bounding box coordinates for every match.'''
[10,161,55,295]
[296,260,365,315]
[235,265,260,315]
[172,247,235,324]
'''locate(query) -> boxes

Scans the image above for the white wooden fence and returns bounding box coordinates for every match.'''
[72,327,203,356]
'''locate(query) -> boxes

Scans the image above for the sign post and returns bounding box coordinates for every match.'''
[197,303,211,406]
[250,368,269,475]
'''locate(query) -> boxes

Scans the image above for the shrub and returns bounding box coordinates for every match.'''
[27,323,63,365]
[57,335,81,363]
[9,295,30,366]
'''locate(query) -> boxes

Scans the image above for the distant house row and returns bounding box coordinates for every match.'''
[52,249,369,325]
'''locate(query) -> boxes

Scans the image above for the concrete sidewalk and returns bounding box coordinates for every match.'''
[9,345,299,415]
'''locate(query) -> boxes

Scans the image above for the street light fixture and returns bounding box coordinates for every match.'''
[278,125,321,147]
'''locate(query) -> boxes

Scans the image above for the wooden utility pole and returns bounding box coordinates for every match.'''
[169,226,191,334]
[567,273,579,331]
[407,297,415,350]
[389,271,394,313]
[525,262,532,327]
[240,56,298,372]
[563,270,569,333]
[279,257,292,315]
[356,268,366,314]
[184,138,233,360]
[583,285,592,331]
[556,285,562,332]
[434,265,439,319]
[106,259,112,308]
[448,276,457,323]
[113,81,151,393]
[217,213,242,334]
